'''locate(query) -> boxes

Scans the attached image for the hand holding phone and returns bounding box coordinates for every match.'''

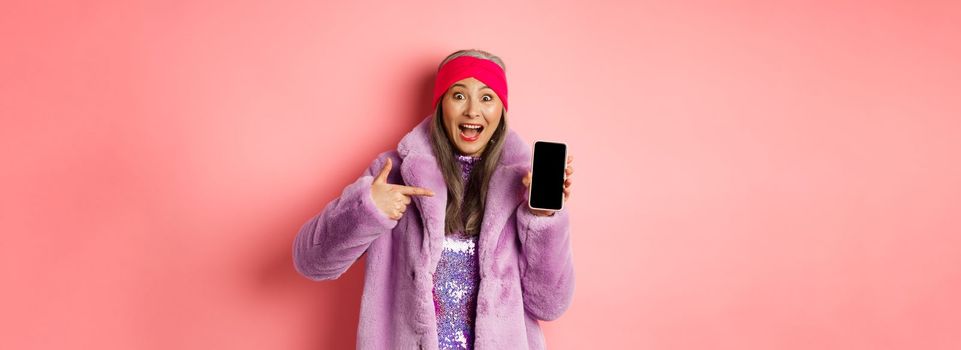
[526,141,570,213]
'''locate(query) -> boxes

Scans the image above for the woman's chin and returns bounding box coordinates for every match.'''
[456,144,483,157]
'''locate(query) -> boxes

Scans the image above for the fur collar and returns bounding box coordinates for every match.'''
[396,115,530,274]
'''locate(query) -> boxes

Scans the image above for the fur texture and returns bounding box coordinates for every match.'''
[293,115,575,349]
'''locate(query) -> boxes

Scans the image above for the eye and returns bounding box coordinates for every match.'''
[453,93,465,100]
[482,95,492,102]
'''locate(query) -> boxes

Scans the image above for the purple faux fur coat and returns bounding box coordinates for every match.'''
[293,115,575,349]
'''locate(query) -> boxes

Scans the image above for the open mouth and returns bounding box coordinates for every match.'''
[458,123,484,142]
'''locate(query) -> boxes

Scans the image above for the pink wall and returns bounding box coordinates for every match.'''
[2,0,960,348]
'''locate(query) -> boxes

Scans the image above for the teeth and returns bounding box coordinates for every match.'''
[461,124,482,129]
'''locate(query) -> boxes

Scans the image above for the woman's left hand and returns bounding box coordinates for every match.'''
[522,155,573,217]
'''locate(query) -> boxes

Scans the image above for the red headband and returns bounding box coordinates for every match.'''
[432,55,508,111]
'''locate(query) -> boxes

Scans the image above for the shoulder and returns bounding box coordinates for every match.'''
[498,127,532,166]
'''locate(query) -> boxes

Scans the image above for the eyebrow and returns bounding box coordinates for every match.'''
[452,83,492,91]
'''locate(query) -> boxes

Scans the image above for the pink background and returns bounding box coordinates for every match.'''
[2,0,960,349]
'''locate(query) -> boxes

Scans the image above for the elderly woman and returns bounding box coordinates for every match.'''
[293,49,575,349]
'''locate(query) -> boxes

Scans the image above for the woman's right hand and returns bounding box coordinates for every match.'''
[370,158,435,220]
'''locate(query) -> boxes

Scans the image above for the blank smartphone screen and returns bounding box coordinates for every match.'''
[530,141,567,211]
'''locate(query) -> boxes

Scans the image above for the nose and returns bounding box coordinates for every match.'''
[465,99,482,119]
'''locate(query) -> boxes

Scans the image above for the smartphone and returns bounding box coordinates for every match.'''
[528,140,568,212]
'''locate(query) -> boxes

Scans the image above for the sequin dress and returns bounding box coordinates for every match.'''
[432,153,483,349]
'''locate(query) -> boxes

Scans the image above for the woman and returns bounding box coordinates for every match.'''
[293,49,575,350]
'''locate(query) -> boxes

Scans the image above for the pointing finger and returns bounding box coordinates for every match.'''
[396,185,435,197]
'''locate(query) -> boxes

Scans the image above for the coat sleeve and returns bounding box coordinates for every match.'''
[515,202,575,321]
[292,154,399,281]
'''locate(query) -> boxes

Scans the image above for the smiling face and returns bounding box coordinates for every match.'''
[441,77,504,157]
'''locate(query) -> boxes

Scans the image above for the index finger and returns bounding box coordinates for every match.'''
[396,185,435,197]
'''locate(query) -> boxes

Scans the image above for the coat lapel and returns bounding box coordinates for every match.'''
[476,128,529,276]
[397,117,447,272]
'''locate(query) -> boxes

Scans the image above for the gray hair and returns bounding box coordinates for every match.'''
[438,49,506,72]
